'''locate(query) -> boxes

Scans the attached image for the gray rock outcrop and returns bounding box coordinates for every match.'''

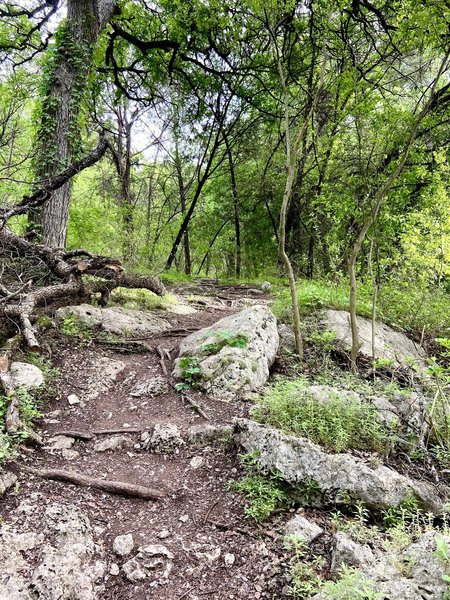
[235,419,447,513]
[0,501,105,600]
[56,304,170,337]
[322,309,424,370]
[173,305,279,401]
[313,531,450,599]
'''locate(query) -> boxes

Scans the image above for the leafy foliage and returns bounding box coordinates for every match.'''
[252,378,393,454]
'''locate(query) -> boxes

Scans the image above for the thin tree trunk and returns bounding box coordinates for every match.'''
[348,49,450,370]
[224,135,241,278]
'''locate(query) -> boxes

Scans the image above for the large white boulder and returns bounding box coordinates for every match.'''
[173,305,279,401]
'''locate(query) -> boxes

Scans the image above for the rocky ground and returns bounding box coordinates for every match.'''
[1,281,450,600]
[0,285,292,600]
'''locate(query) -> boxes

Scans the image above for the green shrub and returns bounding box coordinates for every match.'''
[252,378,392,454]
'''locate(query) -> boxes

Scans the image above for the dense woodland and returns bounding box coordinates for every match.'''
[0,1,449,389]
[0,0,448,295]
[2,3,450,598]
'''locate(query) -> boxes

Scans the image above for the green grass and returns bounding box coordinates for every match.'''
[271,277,450,337]
[109,287,176,311]
[252,377,393,454]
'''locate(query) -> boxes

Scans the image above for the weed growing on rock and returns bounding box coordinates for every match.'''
[201,330,248,355]
[60,314,93,340]
[252,378,392,454]
[228,451,300,522]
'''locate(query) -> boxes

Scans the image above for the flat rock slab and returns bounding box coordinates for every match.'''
[10,362,45,389]
[56,304,171,337]
[0,499,105,599]
[323,309,425,369]
[173,305,279,401]
[234,419,447,513]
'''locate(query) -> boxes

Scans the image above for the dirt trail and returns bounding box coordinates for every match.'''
[1,287,286,599]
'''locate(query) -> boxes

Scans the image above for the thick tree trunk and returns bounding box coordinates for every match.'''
[33,0,117,249]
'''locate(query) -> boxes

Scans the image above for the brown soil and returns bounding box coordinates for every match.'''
[0,286,293,600]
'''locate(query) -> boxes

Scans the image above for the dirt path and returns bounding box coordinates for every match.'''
[1,290,286,599]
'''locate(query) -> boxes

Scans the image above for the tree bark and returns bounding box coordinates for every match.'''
[224,134,241,278]
[33,0,117,248]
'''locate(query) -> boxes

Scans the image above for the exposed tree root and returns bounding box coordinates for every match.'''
[19,464,164,500]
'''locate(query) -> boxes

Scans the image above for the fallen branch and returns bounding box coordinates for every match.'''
[182,394,210,420]
[19,465,164,500]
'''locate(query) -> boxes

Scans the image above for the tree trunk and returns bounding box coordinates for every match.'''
[225,135,241,278]
[33,0,117,249]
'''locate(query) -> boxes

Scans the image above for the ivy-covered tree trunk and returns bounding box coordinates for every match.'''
[33,0,117,249]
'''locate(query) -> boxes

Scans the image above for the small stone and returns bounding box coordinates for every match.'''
[113,533,134,557]
[224,553,235,567]
[179,514,189,523]
[189,456,204,470]
[261,281,271,292]
[61,449,79,460]
[110,563,120,576]
[284,514,323,544]
[94,435,132,452]
[67,394,80,405]
[47,435,74,450]
[0,469,17,496]
[157,529,170,539]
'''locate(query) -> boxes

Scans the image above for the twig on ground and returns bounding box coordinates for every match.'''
[182,394,210,420]
[156,345,168,375]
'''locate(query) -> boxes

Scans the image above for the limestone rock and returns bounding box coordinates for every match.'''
[46,435,75,450]
[0,502,105,600]
[234,419,447,513]
[173,305,279,401]
[122,544,174,583]
[330,532,376,573]
[113,533,134,557]
[129,376,167,397]
[10,362,44,389]
[56,304,170,337]
[261,281,271,292]
[314,531,450,600]
[94,435,133,453]
[322,309,425,370]
[142,423,184,452]
[187,423,232,444]
[0,469,17,496]
[284,514,323,544]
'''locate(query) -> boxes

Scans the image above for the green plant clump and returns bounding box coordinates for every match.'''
[201,330,248,355]
[252,378,393,454]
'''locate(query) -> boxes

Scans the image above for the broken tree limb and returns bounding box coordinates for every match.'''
[19,464,164,500]
[0,138,108,223]
[182,394,210,420]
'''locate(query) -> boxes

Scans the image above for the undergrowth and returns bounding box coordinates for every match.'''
[272,277,450,337]
[252,377,394,454]
[227,450,313,522]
